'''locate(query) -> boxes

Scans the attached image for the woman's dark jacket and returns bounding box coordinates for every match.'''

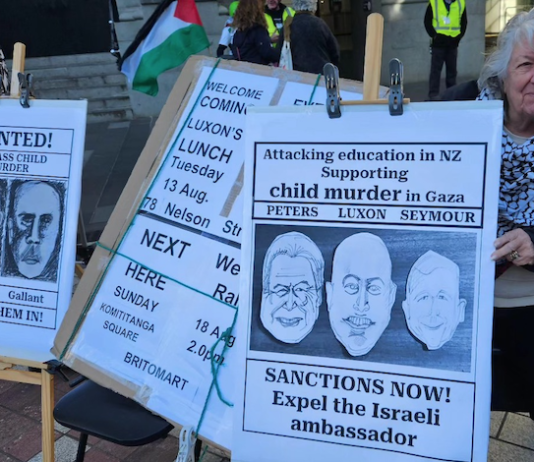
[288,13,340,74]
[231,24,280,65]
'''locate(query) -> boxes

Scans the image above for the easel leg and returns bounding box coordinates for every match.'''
[41,370,55,462]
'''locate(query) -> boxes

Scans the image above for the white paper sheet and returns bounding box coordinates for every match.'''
[0,98,86,362]
[233,101,502,462]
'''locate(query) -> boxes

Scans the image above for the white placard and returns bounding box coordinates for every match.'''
[0,99,86,362]
[233,101,502,462]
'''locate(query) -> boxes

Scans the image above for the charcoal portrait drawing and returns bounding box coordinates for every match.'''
[261,231,325,343]
[3,180,64,281]
[326,232,397,356]
[402,250,466,350]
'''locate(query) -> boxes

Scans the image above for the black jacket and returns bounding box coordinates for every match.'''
[424,0,467,48]
[231,24,280,65]
[288,12,340,74]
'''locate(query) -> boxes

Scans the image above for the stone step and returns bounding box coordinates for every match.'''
[12,52,119,70]
[27,62,124,80]
[7,52,133,123]
[35,84,128,100]
[33,74,127,90]
[87,96,132,111]
[88,107,134,123]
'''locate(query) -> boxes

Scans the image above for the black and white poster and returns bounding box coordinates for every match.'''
[0,99,86,361]
[233,101,502,462]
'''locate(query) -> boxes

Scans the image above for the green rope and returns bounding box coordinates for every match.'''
[197,443,209,462]
[307,73,322,105]
[94,242,237,310]
[59,58,222,360]
[195,309,238,436]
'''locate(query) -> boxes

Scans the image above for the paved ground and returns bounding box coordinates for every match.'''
[0,80,533,461]
[0,378,532,461]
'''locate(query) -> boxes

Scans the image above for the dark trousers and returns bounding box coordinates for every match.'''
[492,306,534,415]
[428,46,458,99]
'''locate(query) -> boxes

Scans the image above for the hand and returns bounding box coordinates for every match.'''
[271,33,279,43]
[491,229,534,266]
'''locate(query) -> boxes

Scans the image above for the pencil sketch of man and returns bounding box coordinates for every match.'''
[260,231,324,343]
[5,180,62,281]
[326,233,397,356]
[402,250,466,350]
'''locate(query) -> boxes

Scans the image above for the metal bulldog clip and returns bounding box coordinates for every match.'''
[323,63,341,119]
[388,58,404,116]
[176,425,197,462]
[18,72,33,108]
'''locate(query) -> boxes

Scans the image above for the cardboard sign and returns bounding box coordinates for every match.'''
[232,101,502,462]
[53,57,377,450]
[0,98,86,362]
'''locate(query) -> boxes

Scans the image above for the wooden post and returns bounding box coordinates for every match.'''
[41,371,55,462]
[10,42,26,98]
[340,13,409,107]
[0,357,55,462]
[363,13,384,101]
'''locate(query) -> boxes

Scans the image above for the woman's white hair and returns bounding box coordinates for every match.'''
[292,0,317,11]
[478,8,534,96]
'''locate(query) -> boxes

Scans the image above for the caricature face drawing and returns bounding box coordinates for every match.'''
[9,181,61,279]
[402,251,466,350]
[261,232,324,343]
[326,233,396,356]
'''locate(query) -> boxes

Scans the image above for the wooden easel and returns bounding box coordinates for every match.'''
[0,357,55,462]
[0,41,55,462]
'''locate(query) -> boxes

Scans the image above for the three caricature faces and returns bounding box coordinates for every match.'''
[260,231,466,355]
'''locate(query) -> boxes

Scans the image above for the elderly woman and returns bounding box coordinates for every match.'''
[285,0,340,74]
[477,8,534,413]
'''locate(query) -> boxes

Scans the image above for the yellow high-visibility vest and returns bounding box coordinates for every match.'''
[430,0,464,37]
[265,7,294,38]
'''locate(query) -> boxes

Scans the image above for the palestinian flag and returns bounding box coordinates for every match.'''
[120,0,209,96]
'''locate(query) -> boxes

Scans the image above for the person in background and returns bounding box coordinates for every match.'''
[424,0,467,100]
[264,0,294,44]
[231,0,280,65]
[217,1,239,57]
[477,8,534,414]
[286,0,339,74]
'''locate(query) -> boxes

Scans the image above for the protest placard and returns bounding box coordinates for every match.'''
[52,56,378,450]
[232,101,502,462]
[0,98,86,362]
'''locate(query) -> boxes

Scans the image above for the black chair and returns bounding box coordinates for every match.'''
[54,379,177,462]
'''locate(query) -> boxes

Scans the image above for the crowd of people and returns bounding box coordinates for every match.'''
[217,0,339,73]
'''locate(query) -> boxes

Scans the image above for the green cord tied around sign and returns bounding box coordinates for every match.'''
[210,326,236,407]
[308,73,322,106]
[194,310,238,437]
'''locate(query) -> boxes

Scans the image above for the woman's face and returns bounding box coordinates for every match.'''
[503,41,534,123]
